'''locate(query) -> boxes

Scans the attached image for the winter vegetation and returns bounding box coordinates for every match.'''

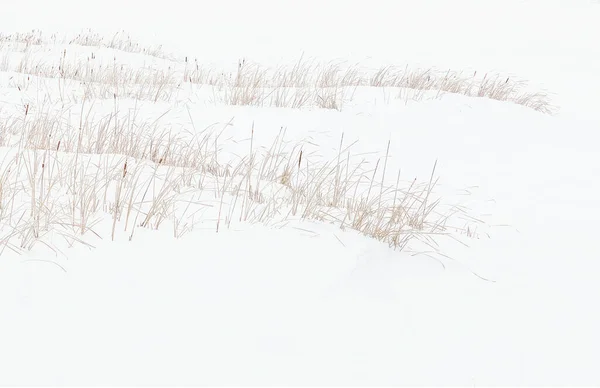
[1,0,599,385]
[1,30,554,112]
[0,29,542,256]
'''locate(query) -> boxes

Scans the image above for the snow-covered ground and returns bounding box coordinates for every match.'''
[1,0,599,385]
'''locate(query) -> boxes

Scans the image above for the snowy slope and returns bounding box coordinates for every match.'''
[1,1,600,385]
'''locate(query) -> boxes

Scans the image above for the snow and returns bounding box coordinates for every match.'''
[1,0,600,385]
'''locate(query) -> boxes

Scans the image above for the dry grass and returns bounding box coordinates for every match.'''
[0,30,538,257]
[0,97,477,256]
[0,30,556,113]
[370,66,554,114]
[0,29,171,60]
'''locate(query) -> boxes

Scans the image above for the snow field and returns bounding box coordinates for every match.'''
[1,1,600,384]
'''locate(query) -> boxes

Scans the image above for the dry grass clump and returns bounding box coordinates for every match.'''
[0,29,171,60]
[0,99,476,256]
[0,30,45,49]
[1,30,555,113]
[245,135,456,251]
[71,30,170,59]
[199,59,357,110]
[0,100,216,171]
[224,59,269,106]
[1,49,180,103]
[369,66,554,114]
